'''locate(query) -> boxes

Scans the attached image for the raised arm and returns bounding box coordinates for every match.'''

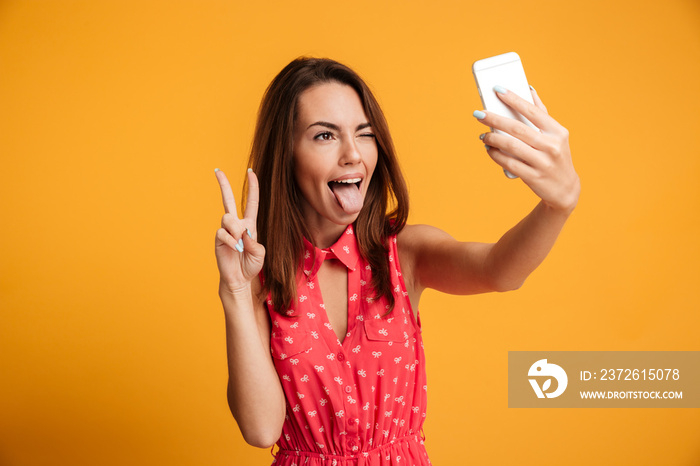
[214,168,284,448]
[399,86,579,301]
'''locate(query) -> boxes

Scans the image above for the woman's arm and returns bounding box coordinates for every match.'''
[220,278,285,449]
[215,169,285,448]
[399,86,579,300]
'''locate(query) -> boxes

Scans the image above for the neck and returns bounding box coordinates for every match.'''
[306,222,348,249]
[298,196,358,248]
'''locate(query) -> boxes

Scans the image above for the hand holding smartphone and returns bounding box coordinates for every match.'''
[472,52,537,179]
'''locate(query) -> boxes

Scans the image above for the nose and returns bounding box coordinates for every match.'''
[339,136,362,166]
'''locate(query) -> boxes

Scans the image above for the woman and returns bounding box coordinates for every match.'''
[214,57,579,465]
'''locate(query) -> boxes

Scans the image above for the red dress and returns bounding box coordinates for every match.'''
[266,224,430,465]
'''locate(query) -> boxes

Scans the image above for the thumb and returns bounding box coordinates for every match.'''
[241,229,265,257]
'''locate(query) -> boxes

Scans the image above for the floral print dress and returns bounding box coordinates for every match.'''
[266,225,430,465]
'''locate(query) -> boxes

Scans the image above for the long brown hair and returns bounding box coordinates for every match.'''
[243,57,409,316]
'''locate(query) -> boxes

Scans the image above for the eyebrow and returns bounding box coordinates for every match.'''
[306,121,372,132]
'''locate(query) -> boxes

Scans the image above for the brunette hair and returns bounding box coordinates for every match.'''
[243,57,409,316]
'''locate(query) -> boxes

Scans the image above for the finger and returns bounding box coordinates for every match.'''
[492,86,556,133]
[241,227,264,255]
[474,110,543,150]
[221,212,246,242]
[216,227,243,252]
[482,131,545,168]
[529,86,548,113]
[485,145,538,180]
[219,216,246,253]
[215,169,238,216]
[243,169,259,228]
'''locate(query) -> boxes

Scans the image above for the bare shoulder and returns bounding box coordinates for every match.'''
[397,224,455,299]
[397,223,455,250]
[398,223,495,296]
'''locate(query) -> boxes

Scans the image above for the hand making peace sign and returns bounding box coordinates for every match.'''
[214,169,265,294]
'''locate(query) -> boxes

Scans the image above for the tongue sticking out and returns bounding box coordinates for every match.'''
[330,182,363,214]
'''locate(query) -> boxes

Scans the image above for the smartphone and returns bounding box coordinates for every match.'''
[472,52,537,178]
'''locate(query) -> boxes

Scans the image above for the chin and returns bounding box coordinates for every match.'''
[331,210,361,226]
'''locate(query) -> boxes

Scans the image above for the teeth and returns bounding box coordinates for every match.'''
[333,178,361,184]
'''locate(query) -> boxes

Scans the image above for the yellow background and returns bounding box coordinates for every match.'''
[1,0,699,464]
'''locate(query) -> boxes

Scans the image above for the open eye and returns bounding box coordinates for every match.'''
[314,131,334,141]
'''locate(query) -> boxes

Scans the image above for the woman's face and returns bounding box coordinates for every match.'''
[293,82,378,234]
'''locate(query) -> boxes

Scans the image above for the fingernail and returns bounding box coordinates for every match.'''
[247,168,252,172]
[246,228,252,238]
[479,133,486,141]
[484,144,491,151]
[235,239,244,253]
[214,168,220,172]
[473,110,486,119]
[529,84,536,91]
[494,85,507,94]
